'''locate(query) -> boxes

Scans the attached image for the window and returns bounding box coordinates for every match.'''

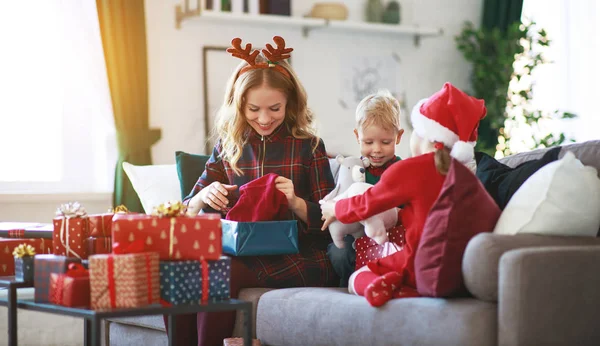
[520,0,600,143]
[0,1,117,194]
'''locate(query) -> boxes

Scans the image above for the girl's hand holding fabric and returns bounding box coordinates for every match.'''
[189,181,238,214]
[319,199,337,230]
[274,176,298,208]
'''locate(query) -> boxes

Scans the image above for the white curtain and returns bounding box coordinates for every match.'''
[522,0,599,143]
[0,0,116,193]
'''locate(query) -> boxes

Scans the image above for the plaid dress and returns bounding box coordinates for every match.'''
[184,124,338,287]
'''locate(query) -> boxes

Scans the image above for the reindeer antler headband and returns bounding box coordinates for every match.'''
[226,36,293,79]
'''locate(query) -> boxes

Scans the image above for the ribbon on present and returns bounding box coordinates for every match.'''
[12,244,36,258]
[201,259,209,302]
[56,202,88,259]
[107,240,155,308]
[109,205,129,213]
[151,201,188,259]
[51,263,88,305]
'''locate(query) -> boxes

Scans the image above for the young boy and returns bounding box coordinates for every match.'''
[327,89,404,287]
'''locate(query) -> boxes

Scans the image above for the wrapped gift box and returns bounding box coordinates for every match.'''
[53,216,89,259]
[49,263,90,308]
[15,257,35,282]
[160,256,231,304]
[1,238,52,276]
[0,222,53,239]
[88,213,113,237]
[87,237,112,255]
[355,225,405,270]
[34,254,81,303]
[221,220,298,256]
[112,213,222,260]
[89,251,160,310]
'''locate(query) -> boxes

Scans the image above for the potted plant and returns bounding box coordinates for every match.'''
[455,19,575,157]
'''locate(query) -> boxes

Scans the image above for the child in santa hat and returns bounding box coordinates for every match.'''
[321,82,487,306]
[327,89,405,288]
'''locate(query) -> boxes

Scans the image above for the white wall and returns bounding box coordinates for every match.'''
[146,0,482,163]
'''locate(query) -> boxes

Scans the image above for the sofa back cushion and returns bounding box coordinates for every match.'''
[175,151,210,200]
[475,147,561,210]
[500,140,600,175]
[493,151,600,237]
[415,158,501,298]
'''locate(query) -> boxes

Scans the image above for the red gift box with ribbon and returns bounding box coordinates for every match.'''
[111,212,222,261]
[87,237,112,255]
[88,213,113,238]
[49,263,91,308]
[89,241,160,310]
[355,225,406,270]
[0,238,52,276]
[52,202,89,259]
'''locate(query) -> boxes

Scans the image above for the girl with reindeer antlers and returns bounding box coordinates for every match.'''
[174,36,338,345]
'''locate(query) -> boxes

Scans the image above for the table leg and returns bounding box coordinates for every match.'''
[7,285,17,346]
[90,317,101,346]
[167,315,176,346]
[84,318,91,346]
[243,303,252,346]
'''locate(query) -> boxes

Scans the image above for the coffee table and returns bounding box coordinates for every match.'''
[0,276,253,346]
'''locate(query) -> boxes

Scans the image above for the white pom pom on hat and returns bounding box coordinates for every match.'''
[410,82,487,163]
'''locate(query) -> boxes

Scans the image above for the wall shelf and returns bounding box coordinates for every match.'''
[177,9,443,46]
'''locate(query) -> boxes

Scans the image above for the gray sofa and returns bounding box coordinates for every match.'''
[5,142,597,346]
[104,140,600,346]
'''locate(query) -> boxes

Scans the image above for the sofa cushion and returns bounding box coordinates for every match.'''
[175,151,210,200]
[462,232,600,302]
[122,162,181,213]
[494,151,600,237]
[415,159,501,298]
[475,146,561,210]
[256,287,497,346]
[499,140,600,174]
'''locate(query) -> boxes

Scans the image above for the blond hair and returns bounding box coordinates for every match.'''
[355,89,401,132]
[212,55,317,175]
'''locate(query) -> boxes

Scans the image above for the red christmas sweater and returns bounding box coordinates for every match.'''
[335,152,446,288]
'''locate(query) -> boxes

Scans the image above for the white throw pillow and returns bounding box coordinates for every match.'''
[122,162,181,214]
[494,151,600,237]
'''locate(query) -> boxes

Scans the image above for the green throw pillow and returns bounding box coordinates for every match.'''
[175,151,210,200]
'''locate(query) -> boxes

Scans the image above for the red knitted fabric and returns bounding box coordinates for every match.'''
[226,173,289,222]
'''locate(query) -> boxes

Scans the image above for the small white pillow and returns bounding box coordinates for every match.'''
[494,151,600,237]
[122,162,181,214]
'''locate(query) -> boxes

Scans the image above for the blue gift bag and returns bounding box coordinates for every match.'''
[221,220,299,256]
[159,256,231,304]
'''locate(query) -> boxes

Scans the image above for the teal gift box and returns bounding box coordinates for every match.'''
[221,220,299,256]
[160,256,231,304]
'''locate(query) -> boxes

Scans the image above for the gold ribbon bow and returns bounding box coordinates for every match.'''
[152,201,187,218]
[108,205,129,213]
[13,244,36,258]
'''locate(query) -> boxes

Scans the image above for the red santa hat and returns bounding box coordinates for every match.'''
[410,82,487,163]
[226,173,289,222]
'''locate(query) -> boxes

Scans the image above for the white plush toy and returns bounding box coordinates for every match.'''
[322,155,399,249]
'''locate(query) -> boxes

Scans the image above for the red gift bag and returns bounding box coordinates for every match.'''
[355,225,405,270]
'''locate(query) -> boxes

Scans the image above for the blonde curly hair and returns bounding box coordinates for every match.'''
[211,55,318,175]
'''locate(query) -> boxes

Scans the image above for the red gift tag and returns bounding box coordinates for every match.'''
[355,225,405,270]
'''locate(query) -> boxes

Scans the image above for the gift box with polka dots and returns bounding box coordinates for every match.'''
[159,256,231,304]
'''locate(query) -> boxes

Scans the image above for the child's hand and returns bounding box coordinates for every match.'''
[193,182,238,213]
[275,176,299,208]
[319,200,337,230]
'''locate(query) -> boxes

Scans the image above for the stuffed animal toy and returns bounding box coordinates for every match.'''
[322,155,398,248]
